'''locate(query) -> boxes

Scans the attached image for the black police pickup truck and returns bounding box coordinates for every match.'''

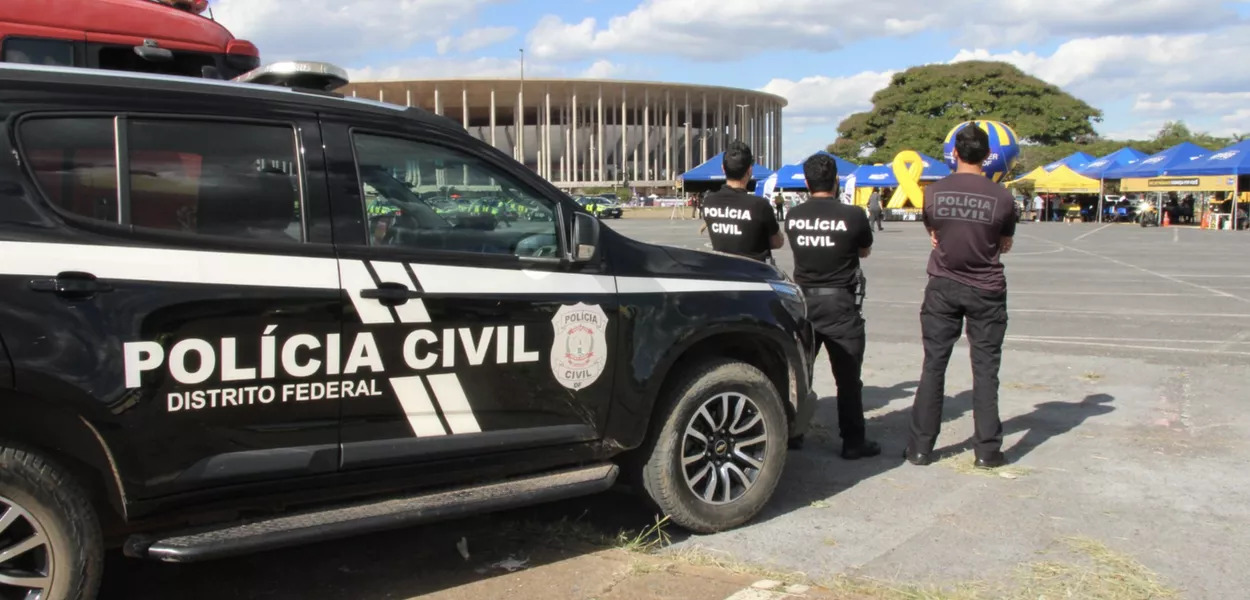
[0,61,816,599]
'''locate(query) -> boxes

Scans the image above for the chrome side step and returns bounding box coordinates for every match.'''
[126,463,618,563]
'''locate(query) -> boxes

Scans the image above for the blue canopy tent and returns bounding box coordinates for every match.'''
[1044,152,1095,172]
[679,152,774,185]
[1157,140,1250,231]
[1167,139,1250,175]
[848,152,952,186]
[770,152,858,190]
[1073,147,1147,222]
[1102,142,1210,180]
[1077,147,1148,179]
[1099,142,1211,225]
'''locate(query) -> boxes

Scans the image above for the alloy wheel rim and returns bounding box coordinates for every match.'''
[0,495,53,600]
[681,392,769,505]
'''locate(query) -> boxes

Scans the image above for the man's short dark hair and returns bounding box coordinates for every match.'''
[955,124,991,165]
[722,141,754,180]
[803,153,838,193]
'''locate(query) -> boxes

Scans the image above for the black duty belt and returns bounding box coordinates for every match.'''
[802,286,854,297]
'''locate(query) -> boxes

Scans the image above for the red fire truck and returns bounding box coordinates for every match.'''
[0,0,260,79]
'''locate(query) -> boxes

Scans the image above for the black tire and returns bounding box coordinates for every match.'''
[637,359,788,533]
[0,443,103,600]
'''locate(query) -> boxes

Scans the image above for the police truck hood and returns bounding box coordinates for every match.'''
[603,227,784,281]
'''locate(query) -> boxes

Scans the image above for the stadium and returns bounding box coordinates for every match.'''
[340,78,788,191]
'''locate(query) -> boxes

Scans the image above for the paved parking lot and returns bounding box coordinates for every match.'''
[102,220,1250,599]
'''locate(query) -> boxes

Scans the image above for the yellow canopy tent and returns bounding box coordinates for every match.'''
[1033,165,1101,194]
[1006,166,1046,187]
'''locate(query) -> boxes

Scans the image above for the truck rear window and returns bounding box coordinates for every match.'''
[2,38,74,67]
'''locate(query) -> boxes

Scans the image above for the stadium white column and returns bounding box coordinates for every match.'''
[490,87,497,148]
[434,87,441,116]
[754,104,761,158]
[770,106,780,167]
[632,99,639,183]
[717,93,724,153]
[545,87,552,180]
[572,89,579,183]
[684,90,691,174]
[515,84,522,162]
[405,88,411,107]
[620,86,628,186]
[600,84,610,182]
[643,89,650,183]
[701,93,708,164]
[664,90,672,182]
[563,105,570,182]
[460,87,468,128]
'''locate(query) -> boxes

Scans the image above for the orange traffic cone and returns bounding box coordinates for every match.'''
[1163,211,1171,227]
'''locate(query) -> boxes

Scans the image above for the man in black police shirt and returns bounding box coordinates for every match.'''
[784,153,881,459]
[702,141,783,262]
[904,124,1016,470]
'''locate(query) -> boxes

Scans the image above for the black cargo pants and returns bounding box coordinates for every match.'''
[806,288,867,446]
[908,276,1008,457]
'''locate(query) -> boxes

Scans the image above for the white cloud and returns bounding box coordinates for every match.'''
[437,26,518,56]
[345,57,632,82]
[760,70,895,163]
[582,59,620,78]
[950,24,1250,141]
[347,57,555,81]
[212,0,502,63]
[525,1,936,61]
[959,0,1234,46]
[523,0,1238,62]
[952,25,1250,103]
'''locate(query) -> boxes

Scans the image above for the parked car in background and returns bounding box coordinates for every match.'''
[576,196,623,219]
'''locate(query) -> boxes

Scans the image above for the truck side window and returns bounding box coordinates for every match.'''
[18,116,304,243]
[19,117,120,222]
[127,119,303,242]
[3,38,74,67]
[351,133,559,258]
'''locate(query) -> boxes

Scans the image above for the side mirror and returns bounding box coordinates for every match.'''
[571,212,600,262]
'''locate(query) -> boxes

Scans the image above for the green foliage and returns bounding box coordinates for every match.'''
[829,61,1103,164]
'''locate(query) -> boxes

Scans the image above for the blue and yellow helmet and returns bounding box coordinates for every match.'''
[942,120,1020,182]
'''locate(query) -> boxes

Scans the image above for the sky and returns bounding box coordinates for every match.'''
[210,0,1250,165]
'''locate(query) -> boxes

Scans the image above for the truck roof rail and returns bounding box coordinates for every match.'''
[232,61,349,92]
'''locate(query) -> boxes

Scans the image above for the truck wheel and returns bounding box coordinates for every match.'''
[639,360,788,533]
[0,444,102,600]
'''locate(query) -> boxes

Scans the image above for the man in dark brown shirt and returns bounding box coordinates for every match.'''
[904,124,1017,470]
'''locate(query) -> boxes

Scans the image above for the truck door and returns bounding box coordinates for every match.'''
[7,109,343,499]
[320,119,619,470]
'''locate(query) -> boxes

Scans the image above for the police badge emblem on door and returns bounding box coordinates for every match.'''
[550,303,609,390]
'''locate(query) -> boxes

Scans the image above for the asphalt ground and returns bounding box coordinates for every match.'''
[101,219,1250,599]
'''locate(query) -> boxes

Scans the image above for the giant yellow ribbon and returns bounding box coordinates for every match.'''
[887,150,925,209]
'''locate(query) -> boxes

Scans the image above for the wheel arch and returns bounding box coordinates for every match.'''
[649,328,798,434]
[0,393,128,526]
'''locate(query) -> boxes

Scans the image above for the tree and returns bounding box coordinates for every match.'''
[828,61,1103,165]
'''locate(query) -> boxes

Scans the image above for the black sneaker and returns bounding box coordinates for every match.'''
[841,440,882,460]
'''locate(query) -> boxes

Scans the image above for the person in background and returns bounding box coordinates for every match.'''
[867,187,884,231]
[904,124,1016,470]
[701,141,783,263]
[784,153,880,459]
[773,192,786,221]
